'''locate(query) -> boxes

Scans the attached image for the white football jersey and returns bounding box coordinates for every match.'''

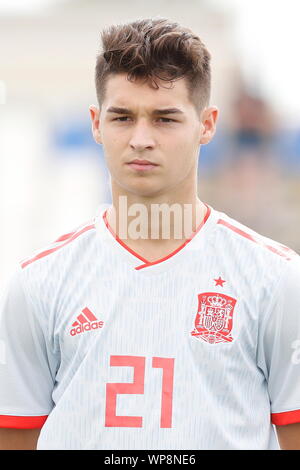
[0,204,300,450]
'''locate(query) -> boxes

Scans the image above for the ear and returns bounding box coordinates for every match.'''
[199,106,219,145]
[89,105,102,145]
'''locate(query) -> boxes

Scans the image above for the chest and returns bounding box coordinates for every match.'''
[51,266,261,367]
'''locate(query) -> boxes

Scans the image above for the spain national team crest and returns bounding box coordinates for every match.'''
[191,292,237,344]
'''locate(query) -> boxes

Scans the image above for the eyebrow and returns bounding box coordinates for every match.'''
[106,106,184,115]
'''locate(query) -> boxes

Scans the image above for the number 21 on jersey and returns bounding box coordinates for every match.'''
[105,355,175,428]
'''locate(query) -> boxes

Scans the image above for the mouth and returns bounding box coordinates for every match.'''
[126,160,159,172]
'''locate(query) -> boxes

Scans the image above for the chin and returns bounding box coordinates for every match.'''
[130,187,162,198]
[119,177,162,197]
[125,184,165,199]
[112,172,169,199]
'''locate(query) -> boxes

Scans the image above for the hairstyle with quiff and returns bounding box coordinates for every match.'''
[95,17,211,110]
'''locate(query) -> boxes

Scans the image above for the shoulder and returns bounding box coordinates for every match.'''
[14,214,99,315]
[19,216,97,273]
[213,208,298,263]
[210,207,299,301]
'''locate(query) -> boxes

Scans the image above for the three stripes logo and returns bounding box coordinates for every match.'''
[70,307,104,336]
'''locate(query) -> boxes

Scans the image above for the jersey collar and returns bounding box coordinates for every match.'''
[94,202,217,275]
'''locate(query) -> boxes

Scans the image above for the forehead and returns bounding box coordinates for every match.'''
[102,73,193,111]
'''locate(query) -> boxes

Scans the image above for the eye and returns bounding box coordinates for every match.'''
[113,116,131,122]
[157,117,176,123]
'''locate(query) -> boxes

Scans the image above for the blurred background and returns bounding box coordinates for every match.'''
[0,0,300,285]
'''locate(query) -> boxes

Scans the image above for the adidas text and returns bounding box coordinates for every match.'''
[70,321,104,336]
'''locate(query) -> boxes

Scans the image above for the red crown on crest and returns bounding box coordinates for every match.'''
[207,295,227,307]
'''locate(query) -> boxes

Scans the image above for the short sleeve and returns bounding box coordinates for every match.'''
[0,265,56,428]
[257,256,300,425]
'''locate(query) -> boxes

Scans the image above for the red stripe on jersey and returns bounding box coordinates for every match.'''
[82,307,98,322]
[103,205,211,270]
[278,243,297,256]
[0,414,48,429]
[54,231,76,243]
[217,219,292,261]
[103,211,149,264]
[21,223,95,269]
[271,409,300,425]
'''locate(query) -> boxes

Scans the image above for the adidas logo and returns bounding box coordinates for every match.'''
[70,307,104,336]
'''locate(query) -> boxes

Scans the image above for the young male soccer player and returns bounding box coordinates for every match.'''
[1,18,300,450]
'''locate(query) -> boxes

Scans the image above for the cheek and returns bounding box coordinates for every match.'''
[170,134,198,163]
[102,131,125,161]
[101,123,124,144]
[171,125,199,148]
[102,130,119,148]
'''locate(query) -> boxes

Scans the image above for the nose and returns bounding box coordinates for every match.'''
[129,120,155,151]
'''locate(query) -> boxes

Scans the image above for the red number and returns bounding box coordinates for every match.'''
[105,355,175,428]
[152,357,175,428]
[105,355,145,427]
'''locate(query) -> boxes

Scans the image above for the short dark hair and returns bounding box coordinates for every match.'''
[95,17,211,110]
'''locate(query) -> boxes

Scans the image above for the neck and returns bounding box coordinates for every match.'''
[106,178,207,244]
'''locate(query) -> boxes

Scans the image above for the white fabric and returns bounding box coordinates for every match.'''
[0,204,300,450]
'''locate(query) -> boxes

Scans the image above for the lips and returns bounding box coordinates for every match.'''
[127,159,159,172]
[129,159,158,165]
